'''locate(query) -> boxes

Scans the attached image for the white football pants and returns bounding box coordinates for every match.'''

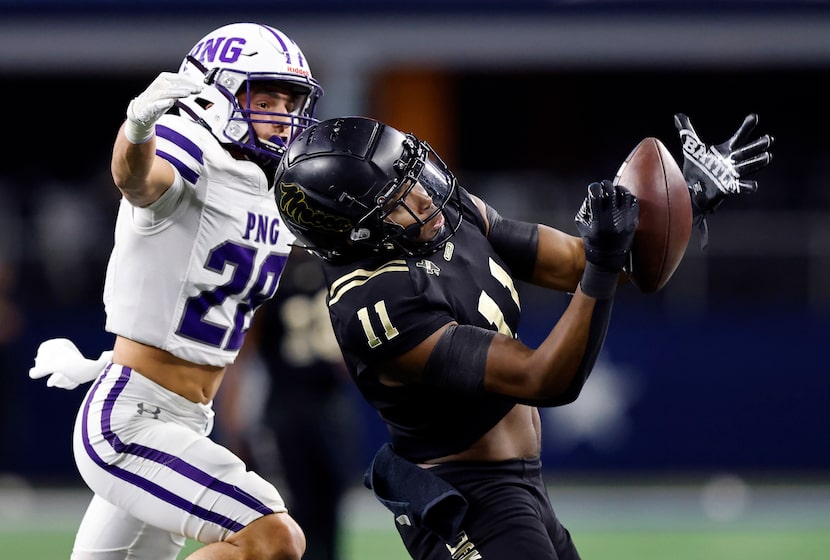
[71,363,286,559]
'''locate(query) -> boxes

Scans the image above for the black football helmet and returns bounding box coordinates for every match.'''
[274,116,463,263]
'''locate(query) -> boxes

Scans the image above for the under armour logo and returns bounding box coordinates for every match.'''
[416,259,440,276]
[137,403,161,419]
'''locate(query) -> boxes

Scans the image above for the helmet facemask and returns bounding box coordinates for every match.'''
[174,23,324,170]
[179,56,321,169]
[352,135,463,258]
[275,117,465,264]
[223,71,320,163]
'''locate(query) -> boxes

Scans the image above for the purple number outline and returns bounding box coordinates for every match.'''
[177,241,288,350]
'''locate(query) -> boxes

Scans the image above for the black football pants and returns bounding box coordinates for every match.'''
[395,457,581,560]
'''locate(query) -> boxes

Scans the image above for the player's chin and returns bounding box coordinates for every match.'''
[418,214,445,242]
[418,224,445,244]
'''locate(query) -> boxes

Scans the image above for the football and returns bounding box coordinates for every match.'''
[613,137,692,293]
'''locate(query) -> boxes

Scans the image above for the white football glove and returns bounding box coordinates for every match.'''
[124,72,204,144]
[29,338,114,390]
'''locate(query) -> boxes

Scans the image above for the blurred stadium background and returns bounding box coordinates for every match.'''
[0,1,828,558]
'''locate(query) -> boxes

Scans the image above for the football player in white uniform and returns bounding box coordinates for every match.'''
[28,22,323,560]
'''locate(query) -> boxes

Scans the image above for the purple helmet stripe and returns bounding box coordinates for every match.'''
[80,365,274,532]
[261,24,292,66]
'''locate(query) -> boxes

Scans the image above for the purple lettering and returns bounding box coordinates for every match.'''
[243,212,256,240]
[199,37,225,64]
[219,37,246,63]
[269,217,280,245]
[243,212,282,245]
[256,214,268,243]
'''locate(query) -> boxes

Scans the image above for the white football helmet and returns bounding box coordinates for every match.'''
[176,22,324,167]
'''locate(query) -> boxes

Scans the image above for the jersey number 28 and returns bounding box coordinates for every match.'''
[177,241,288,351]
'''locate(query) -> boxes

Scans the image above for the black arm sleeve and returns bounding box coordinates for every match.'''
[426,299,613,407]
[527,297,615,407]
[485,204,539,282]
[422,325,496,394]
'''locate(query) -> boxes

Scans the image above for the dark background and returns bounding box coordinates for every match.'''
[1,1,828,483]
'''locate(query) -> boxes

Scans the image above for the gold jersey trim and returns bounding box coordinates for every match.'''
[328,260,409,305]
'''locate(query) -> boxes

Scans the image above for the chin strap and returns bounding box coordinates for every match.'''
[173,100,213,134]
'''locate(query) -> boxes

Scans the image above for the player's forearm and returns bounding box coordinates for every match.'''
[505,289,611,407]
[111,123,172,207]
[530,226,584,292]
[548,289,612,404]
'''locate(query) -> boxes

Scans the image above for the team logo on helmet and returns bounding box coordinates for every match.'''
[188,36,249,66]
[278,182,353,233]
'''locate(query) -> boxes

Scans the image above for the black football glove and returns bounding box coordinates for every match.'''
[674,113,774,248]
[575,180,639,298]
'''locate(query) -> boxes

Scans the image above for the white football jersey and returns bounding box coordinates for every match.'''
[103,114,295,366]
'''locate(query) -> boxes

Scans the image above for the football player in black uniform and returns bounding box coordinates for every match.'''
[272,115,772,559]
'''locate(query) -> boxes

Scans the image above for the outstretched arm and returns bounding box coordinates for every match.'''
[111,72,203,207]
[383,181,638,406]
[674,112,774,248]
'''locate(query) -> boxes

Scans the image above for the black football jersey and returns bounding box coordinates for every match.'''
[322,188,526,462]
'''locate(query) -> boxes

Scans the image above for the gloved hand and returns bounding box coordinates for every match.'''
[674,113,774,216]
[29,338,114,390]
[124,72,203,144]
[575,180,639,298]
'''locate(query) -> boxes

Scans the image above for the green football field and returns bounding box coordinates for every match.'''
[2,479,828,559]
[3,527,830,559]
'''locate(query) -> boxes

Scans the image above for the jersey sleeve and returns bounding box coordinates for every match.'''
[155,115,208,187]
[326,259,453,376]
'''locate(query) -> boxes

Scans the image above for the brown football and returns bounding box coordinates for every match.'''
[613,137,692,293]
